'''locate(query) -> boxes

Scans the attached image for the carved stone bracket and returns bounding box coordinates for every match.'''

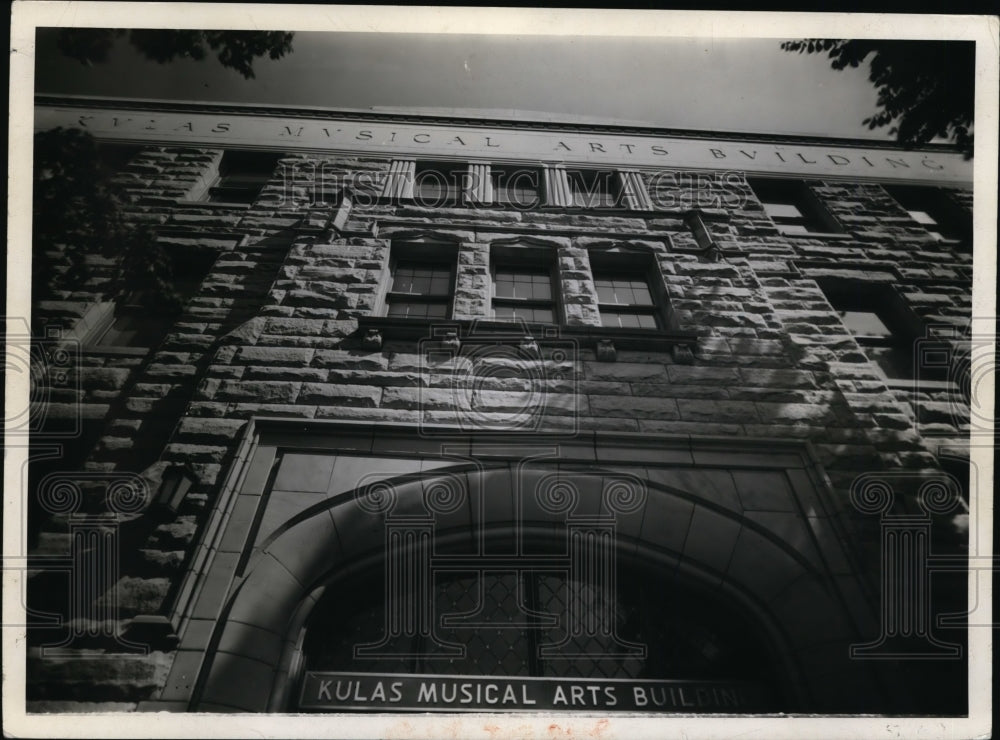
[441,331,461,352]
[519,336,540,355]
[361,328,383,350]
[672,342,695,364]
[595,338,617,362]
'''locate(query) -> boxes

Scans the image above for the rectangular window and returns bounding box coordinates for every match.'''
[492,265,556,323]
[386,260,454,319]
[207,151,281,205]
[593,273,659,329]
[94,248,216,349]
[821,282,925,381]
[748,178,840,235]
[885,185,970,244]
[94,311,176,348]
[568,169,621,208]
[491,166,541,208]
[414,162,467,206]
[96,143,143,175]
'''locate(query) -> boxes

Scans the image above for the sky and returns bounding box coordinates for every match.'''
[33,29,888,140]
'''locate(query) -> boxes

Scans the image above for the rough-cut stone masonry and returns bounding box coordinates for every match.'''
[27,145,972,709]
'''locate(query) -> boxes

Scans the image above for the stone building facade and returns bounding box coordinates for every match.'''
[25,96,975,715]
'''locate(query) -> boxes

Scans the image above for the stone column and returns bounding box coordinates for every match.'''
[452,242,491,320]
[557,245,602,326]
[381,159,415,199]
[620,170,653,210]
[467,163,493,206]
[543,165,572,207]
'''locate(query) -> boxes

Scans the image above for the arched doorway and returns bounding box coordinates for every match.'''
[292,547,790,712]
[163,422,883,714]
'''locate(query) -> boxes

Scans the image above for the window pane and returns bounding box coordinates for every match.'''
[839,310,893,339]
[392,265,451,295]
[417,182,461,201]
[762,202,804,220]
[494,305,553,323]
[776,223,811,235]
[749,179,838,235]
[492,168,539,207]
[387,301,449,318]
[415,164,465,204]
[569,170,618,208]
[208,151,280,204]
[867,345,915,380]
[96,314,173,348]
[887,186,967,243]
[907,209,939,226]
[494,269,551,300]
[600,311,657,329]
[594,277,652,306]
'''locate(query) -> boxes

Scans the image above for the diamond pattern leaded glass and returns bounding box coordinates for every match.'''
[303,567,776,685]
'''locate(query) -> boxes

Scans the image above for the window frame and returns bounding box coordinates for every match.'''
[91,304,177,350]
[747,178,843,236]
[413,161,469,207]
[489,164,543,209]
[384,249,458,320]
[884,184,971,246]
[204,150,282,206]
[567,168,623,209]
[588,251,669,331]
[86,246,216,351]
[490,261,559,325]
[819,279,936,384]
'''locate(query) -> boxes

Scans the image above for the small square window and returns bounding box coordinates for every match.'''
[885,185,970,244]
[821,282,923,381]
[414,162,467,206]
[748,178,840,235]
[206,151,281,205]
[568,170,621,208]
[491,166,541,208]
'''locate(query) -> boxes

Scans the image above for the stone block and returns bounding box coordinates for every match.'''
[677,399,759,423]
[588,395,679,419]
[214,380,302,403]
[79,368,132,391]
[98,577,171,617]
[741,368,819,389]
[666,366,740,384]
[755,402,836,425]
[584,361,667,382]
[298,383,381,407]
[176,417,247,443]
[233,346,315,366]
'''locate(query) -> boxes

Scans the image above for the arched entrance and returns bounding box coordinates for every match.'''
[292,546,790,712]
[155,421,884,714]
